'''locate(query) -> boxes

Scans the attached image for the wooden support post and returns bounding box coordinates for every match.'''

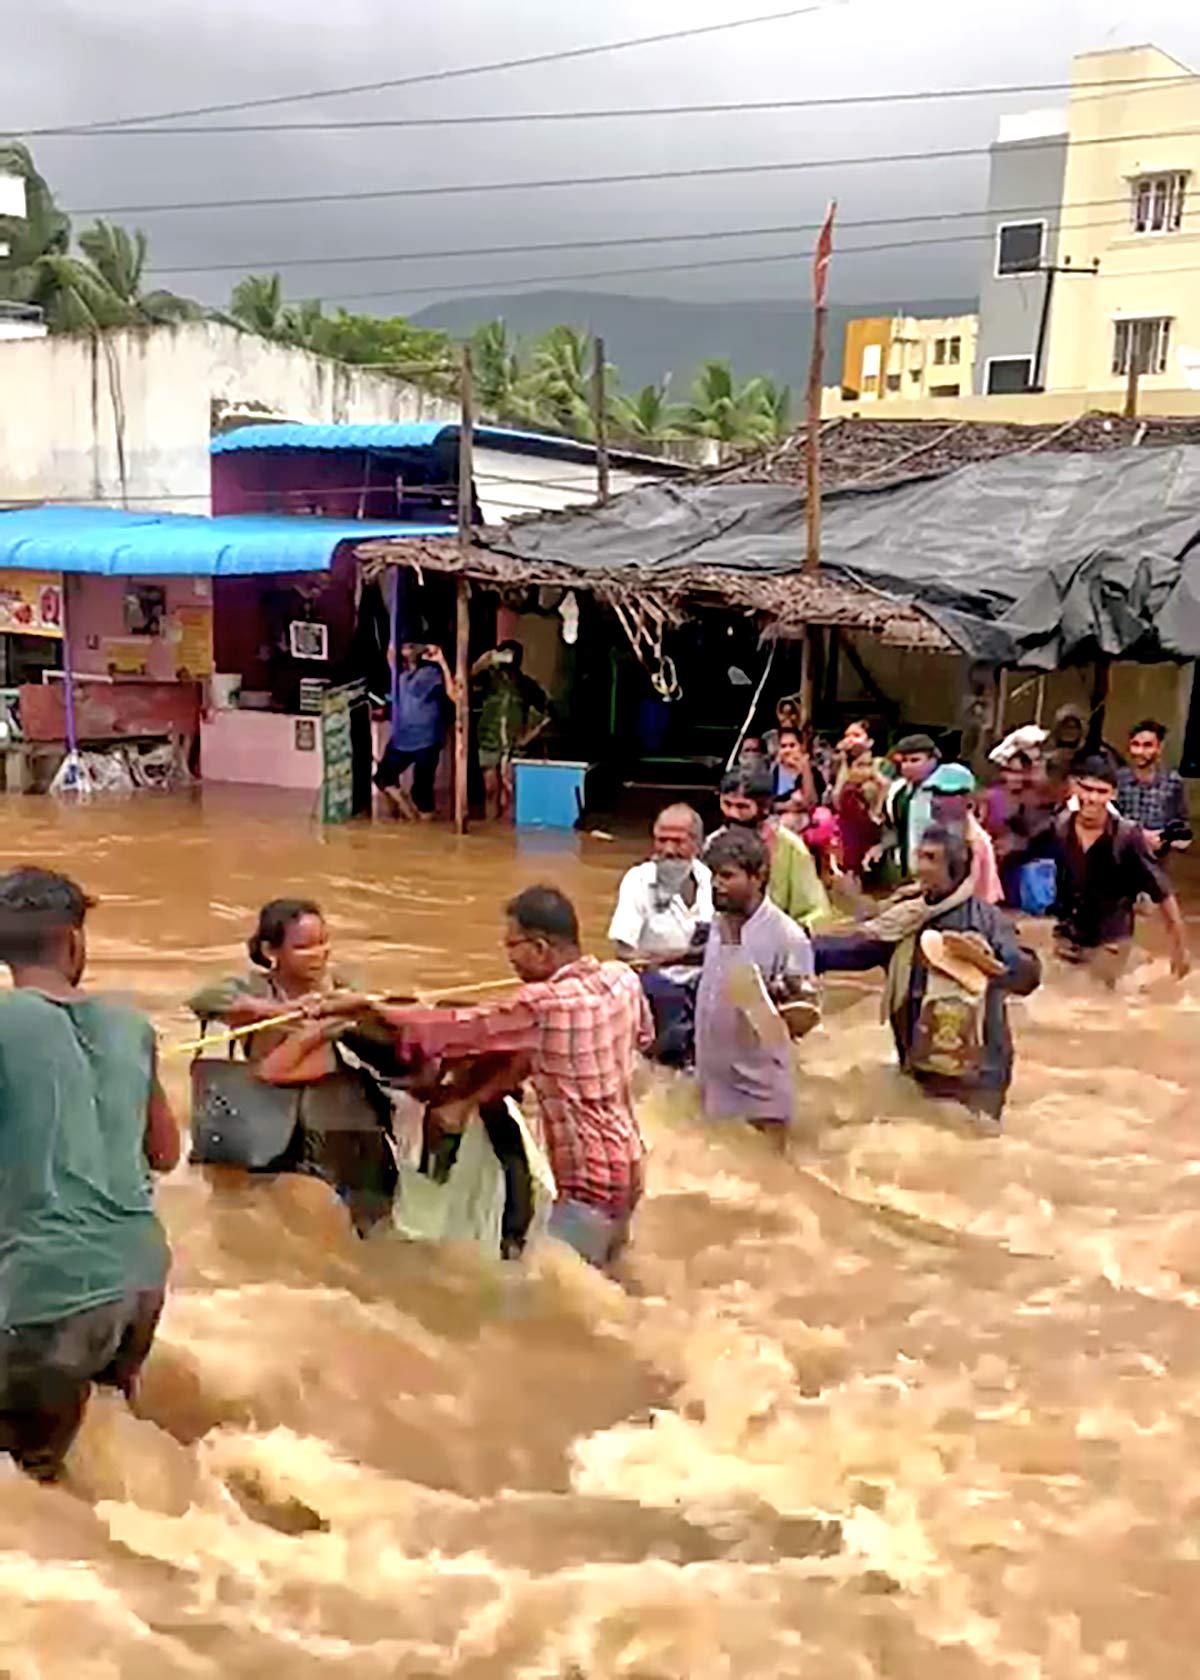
[454,347,475,836]
[798,625,816,729]
[804,309,825,575]
[592,335,610,505]
[805,202,836,574]
[1088,656,1111,752]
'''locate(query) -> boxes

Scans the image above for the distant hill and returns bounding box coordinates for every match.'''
[412,288,978,396]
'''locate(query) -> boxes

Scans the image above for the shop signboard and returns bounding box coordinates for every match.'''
[0,570,63,637]
[321,680,363,823]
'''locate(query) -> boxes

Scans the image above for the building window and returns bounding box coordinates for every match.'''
[1112,317,1172,377]
[929,384,960,398]
[985,357,1033,395]
[933,338,947,365]
[885,373,901,392]
[948,336,962,365]
[909,368,922,383]
[996,220,1045,276]
[1131,172,1187,234]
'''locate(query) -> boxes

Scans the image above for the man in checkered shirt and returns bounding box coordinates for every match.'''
[1114,719,1192,861]
[362,885,652,1270]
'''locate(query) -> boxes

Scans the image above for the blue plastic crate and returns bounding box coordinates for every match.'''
[513,760,591,829]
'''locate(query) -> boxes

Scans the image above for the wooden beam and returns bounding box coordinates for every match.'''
[454,348,475,835]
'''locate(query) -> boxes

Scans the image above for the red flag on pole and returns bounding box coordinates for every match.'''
[812,199,837,307]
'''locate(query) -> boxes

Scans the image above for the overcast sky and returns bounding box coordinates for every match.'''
[3,0,1198,314]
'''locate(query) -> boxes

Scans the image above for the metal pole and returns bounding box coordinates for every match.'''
[592,334,611,505]
[1123,321,1142,420]
[454,347,474,836]
[1032,266,1056,391]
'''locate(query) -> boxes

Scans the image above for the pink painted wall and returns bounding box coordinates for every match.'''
[66,574,213,680]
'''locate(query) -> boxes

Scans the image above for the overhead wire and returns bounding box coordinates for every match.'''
[22,105,1200,140]
[144,207,1142,278]
[13,5,840,132]
[19,71,1199,141]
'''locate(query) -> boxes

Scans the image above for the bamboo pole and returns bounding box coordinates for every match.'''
[592,334,611,505]
[455,347,475,836]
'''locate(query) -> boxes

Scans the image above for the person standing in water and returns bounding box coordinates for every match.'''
[0,868,180,1482]
[1115,719,1192,863]
[813,827,1040,1132]
[322,886,651,1271]
[375,637,456,821]
[1040,753,1190,981]
[187,899,404,1234]
[473,640,550,821]
[609,803,712,1066]
[696,828,820,1136]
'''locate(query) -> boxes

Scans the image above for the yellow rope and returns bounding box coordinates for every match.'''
[163,974,520,1060]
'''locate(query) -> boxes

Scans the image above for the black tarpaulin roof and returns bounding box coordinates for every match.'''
[481,445,1200,669]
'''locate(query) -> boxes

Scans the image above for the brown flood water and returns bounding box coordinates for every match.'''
[3,788,1200,1679]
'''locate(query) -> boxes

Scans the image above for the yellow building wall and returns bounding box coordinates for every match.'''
[1044,45,1200,394]
[841,317,892,397]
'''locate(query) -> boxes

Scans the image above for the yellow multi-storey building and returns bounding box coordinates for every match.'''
[1045,44,1200,395]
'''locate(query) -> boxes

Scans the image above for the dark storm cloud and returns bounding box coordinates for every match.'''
[4,0,1199,312]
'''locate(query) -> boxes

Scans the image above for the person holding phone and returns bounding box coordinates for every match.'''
[472,640,549,821]
[375,636,456,821]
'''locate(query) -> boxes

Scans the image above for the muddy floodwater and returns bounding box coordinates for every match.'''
[3,789,1200,1678]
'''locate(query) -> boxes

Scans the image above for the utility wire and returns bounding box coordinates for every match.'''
[146,208,1138,278]
[326,244,1200,309]
[21,98,1200,139]
[19,69,1199,140]
[16,5,837,133]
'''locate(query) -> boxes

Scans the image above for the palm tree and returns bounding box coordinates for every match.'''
[608,378,683,444]
[745,375,792,440]
[680,359,778,448]
[527,324,595,436]
[0,141,82,327]
[471,319,534,422]
[228,272,288,338]
[77,219,201,324]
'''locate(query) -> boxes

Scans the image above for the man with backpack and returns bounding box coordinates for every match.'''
[1045,754,1189,980]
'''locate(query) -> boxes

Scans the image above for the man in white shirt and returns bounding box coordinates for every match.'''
[609,804,712,1065]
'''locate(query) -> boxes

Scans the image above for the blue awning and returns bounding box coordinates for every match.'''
[0,505,455,576]
[208,420,686,474]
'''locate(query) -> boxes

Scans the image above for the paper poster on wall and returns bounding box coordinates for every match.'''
[123,584,166,637]
[0,570,63,638]
[171,605,214,679]
[289,621,329,661]
[102,638,152,677]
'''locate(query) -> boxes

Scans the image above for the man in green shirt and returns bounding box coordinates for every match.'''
[0,868,179,1480]
[472,639,549,820]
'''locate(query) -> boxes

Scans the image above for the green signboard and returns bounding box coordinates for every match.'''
[321,681,362,823]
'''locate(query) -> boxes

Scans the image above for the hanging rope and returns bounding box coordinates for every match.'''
[609,591,681,700]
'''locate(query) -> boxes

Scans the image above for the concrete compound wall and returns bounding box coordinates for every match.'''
[0,321,458,513]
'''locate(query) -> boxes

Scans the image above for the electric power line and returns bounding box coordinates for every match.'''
[21,96,1200,140]
[18,68,1196,143]
[16,5,839,133]
[145,207,1140,279]
[326,245,1200,308]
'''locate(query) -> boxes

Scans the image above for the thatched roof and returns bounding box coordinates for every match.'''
[356,412,1200,657]
[711,410,1200,490]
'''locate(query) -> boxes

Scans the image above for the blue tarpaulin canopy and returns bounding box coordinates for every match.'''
[0,505,454,576]
[209,420,685,472]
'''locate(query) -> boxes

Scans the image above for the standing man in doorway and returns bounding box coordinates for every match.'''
[473,640,549,821]
[1045,753,1189,980]
[1115,718,1192,862]
[375,637,456,821]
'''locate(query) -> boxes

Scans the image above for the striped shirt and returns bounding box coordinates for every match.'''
[380,957,651,1217]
